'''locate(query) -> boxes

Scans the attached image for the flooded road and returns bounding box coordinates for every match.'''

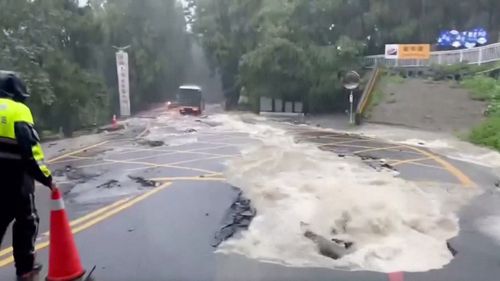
[0,108,499,281]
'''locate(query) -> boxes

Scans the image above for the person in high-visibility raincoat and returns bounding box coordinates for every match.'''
[0,71,55,280]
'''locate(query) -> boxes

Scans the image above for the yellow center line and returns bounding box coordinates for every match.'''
[0,196,132,259]
[390,157,433,166]
[0,183,171,267]
[47,141,109,164]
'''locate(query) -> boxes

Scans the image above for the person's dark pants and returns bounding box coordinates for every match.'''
[0,160,39,276]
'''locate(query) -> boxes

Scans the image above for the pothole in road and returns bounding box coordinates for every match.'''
[212,190,256,247]
[53,165,101,183]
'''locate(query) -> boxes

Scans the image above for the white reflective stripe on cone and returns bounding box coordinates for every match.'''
[51,198,65,211]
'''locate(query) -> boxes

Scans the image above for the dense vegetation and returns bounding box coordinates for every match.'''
[0,0,189,136]
[189,0,500,111]
[3,0,500,135]
[463,75,500,149]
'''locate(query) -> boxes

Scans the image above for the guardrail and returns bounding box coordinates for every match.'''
[365,42,500,68]
[355,68,381,125]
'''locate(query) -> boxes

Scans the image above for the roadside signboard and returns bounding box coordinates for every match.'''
[116,51,131,117]
[385,44,431,60]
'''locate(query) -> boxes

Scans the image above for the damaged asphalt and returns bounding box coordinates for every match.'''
[1,109,500,281]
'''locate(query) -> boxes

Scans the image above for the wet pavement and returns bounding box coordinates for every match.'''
[0,110,499,281]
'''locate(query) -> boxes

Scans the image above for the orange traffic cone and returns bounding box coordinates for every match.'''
[46,188,85,281]
[111,114,118,130]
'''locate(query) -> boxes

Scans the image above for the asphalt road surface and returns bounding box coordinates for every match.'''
[1,107,499,281]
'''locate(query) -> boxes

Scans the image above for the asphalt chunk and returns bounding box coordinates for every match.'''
[212,190,256,247]
[96,180,121,189]
[304,230,355,260]
[128,175,160,187]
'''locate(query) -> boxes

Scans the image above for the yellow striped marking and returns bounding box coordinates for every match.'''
[0,183,171,267]
[390,157,432,166]
[48,141,109,164]
[404,145,476,188]
[151,176,226,182]
[78,158,217,174]
[314,137,475,188]
[125,155,235,172]
[353,145,407,154]
[0,197,132,258]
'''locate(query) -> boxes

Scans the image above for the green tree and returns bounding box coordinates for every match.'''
[0,0,190,136]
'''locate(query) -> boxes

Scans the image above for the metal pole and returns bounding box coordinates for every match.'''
[349,91,354,124]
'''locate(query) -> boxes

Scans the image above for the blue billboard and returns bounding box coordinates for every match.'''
[437,28,488,49]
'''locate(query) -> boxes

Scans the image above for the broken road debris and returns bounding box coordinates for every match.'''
[212,191,256,247]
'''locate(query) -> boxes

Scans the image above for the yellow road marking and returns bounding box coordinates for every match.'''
[47,141,109,164]
[70,183,170,233]
[68,197,132,227]
[152,176,226,182]
[404,145,476,188]
[353,145,407,154]
[317,141,422,155]
[0,184,171,267]
[49,155,95,164]
[0,197,132,259]
[80,158,217,174]
[390,157,432,166]
[125,155,236,172]
[69,155,93,160]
